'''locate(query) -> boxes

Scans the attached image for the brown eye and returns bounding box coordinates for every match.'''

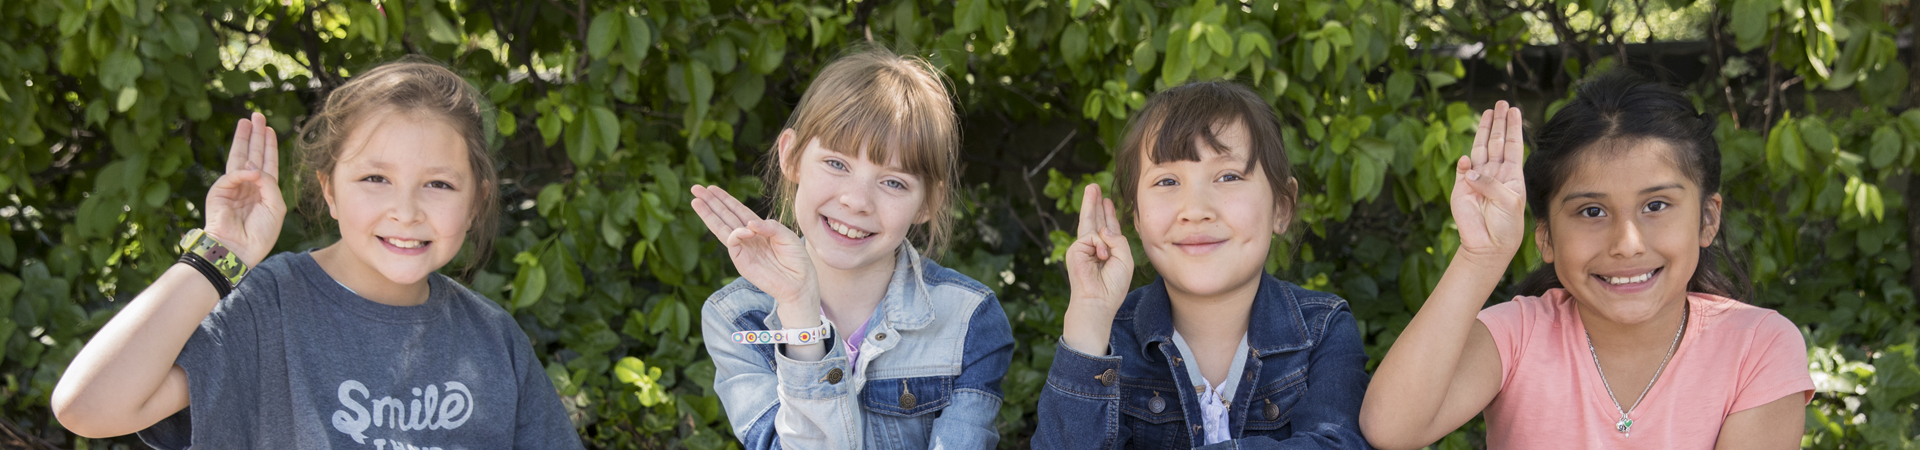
[360,175,388,183]
[1217,173,1244,182]
[1154,178,1178,187]
[1644,201,1669,212]
[427,181,456,190]
[1579,206,1605,218]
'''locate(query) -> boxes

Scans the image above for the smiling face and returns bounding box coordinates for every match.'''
[1133,120,1292,301]
[780,131,928,274]
[320,112,477,287]
[1537,139,1721,325]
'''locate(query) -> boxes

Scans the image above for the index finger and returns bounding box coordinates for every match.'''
[247,112,268,172]
[1503,107,1524,170]
[227,116,253,174]
[709,186,766,224]
[263,124,281,178]
[1077,184,1101,237]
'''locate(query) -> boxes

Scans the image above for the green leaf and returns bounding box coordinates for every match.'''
[114,86,138,112]
[142,181,168,207]
[587,11,621,59]
[750,29,787,75]
[1350,154,1382,201]
[1162,36,1192,85]
[1780,118,1807,171]
[513,259,547,308]
[1311,40,1330,70]
[1387,71,1414,104]
[1061,23,1089,63]
[423,7,461,44]
[1070,0,1093,17]
[1205,24,1232,56]
[1131,41,1156,73]
[623,14,652,67]
[955,0,987,35]
[99,49,142,91]
[590,106,619,156]
[1868,126,1900,169]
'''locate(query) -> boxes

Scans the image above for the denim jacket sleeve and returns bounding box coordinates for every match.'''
[702,291,862,450]
[1195,307,1373,450]
[1032,338,1126,450]
[929,295,1016,449]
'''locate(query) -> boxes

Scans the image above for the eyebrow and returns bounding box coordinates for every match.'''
[353,160,466,177]
[1558,183,1684,202]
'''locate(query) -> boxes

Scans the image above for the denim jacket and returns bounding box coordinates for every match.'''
[702,244,1015,449]
[1034,275,1373,449]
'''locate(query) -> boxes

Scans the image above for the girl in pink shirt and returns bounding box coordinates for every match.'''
[1357,72,1814,450]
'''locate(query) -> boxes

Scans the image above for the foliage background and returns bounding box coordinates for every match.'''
[0,0,1916,448]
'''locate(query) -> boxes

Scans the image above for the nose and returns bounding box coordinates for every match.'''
[1174,182,1217,224]
[836,180,876,216]
[1609,217,1647,259]
[388,186,426,225]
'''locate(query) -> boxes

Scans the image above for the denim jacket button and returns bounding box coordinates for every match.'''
[1264,399,1280,421]
[1148,393,1166,413]
[1096,368,1118,387]
[825,368,844,384]
[876,332,887,341]
[900,391,917,409]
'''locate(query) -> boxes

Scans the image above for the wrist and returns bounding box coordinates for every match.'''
[1062,303,1119,356]
[1451,250,1516,273]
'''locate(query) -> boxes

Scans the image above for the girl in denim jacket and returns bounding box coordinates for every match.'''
[693,46,1014,449]
[1035,81,1372,449]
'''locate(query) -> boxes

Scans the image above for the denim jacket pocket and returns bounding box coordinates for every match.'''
[1241,374,1306,431]
[1119,380,1185,424]
[862,376,954,417]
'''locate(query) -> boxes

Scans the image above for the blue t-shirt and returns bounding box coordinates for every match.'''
[138,251,582,449]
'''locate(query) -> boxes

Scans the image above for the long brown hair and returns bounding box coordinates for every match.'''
[296,57,501,270]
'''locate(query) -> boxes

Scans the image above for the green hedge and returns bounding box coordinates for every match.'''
[0,0,1915,448]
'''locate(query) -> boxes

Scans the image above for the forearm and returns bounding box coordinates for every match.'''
[53,263,219,436]
[1360,255,1505,440]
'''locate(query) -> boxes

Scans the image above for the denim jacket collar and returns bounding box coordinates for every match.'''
[1129,273,1314,358]
[759,241,935,332]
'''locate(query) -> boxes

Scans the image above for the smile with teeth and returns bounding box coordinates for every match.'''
[826,218,873,239]
[382,236,429,249]
[1599,268,1658,285]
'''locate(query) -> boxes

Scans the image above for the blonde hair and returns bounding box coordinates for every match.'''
[296,57,500,268]
[769,46,960,257]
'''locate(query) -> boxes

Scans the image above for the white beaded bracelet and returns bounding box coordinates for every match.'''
[731,316,832,346]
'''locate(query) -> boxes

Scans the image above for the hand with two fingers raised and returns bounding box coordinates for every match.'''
[1060,184,1135,357]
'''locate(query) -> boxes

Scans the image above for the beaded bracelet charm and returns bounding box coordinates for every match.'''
[731,316,832,346]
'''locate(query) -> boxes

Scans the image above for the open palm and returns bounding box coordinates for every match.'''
[204,112,285,267]
[690,185,812,305]
[1450,101,1528,261]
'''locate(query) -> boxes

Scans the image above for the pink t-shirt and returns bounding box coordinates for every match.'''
[1476,289,1814,449]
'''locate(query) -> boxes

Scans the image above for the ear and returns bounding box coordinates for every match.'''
[1271,177,1299,236]
[913,189,936,225]
[775,129,799,179]
[319,170,340,220]
[1698,193,1723,248]
[1535,220,1555,264]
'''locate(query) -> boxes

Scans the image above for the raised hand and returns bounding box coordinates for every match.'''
[689,185,813,308]
[1061,184,1133,355]
[204,112,286,267]
[1451,101,1528,263]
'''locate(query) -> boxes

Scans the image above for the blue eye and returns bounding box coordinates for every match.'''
[826,159,848,171]
[1579,206,1606,218]
[883,179,907,190]
[1644,200,1669,212]
[1154,178,1178,187]
[427,181,455,190]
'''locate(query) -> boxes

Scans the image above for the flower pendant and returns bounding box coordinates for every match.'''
[1616,416,1634,436]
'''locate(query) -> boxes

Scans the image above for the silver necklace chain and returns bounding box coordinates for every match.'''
[1585,300,1688,437]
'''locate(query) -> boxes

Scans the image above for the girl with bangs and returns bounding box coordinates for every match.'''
[694,46,1014,449]
[1035,81,1373,449]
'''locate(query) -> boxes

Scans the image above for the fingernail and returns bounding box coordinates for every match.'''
[1467,170,1481,181]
